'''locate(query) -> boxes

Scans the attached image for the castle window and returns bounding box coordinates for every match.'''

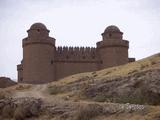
[109,33,112,37]
[51,60,53,64]
[37,29,40,32]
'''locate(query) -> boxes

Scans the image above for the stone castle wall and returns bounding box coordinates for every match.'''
[54,46,100,79]
[17,23,135,84]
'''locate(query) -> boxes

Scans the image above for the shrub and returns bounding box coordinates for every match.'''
[2,105,14,118]
[0,91,6,99]
[93,74,98,77]
[75,104,103,120]
[128,70,138,75]
[14,106,26,120]
[142,90,160,105]
[93,95,107,102]
[115,95,146,105]
[110,87,160,105]
[48,85,61,95]
[14,99,42,120]
[92,72,96,75]
[140,64,147,70]
[150,61,156,65]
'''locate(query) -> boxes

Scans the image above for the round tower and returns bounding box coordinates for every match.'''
[22,23,56,84]
[97,25,129,69]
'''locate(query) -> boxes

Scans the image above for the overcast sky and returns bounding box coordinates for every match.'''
[0,0,160,80]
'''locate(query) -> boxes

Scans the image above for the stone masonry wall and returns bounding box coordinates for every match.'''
[54,46,101,79]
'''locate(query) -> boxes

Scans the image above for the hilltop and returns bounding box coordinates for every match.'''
[0,77,17,88]
[0,53,160,120]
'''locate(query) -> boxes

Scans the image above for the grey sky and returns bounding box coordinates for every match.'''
[0,0,160,80]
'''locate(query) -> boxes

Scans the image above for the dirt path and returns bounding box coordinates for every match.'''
[10,84,65,104]
[11,84,47,99]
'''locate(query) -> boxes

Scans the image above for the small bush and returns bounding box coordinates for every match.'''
[14,106,26,120]
[143,90,160,105]
[92,72,96,75]
[0,91,6,99]
[109,87,160,105]
[93,74,98,77]
[140,65,145,70]
[128,70,138,75]
[105,71,111,75]
[14,99,41,120]
[151,61,156,65]
[115,95,146,105]
[2,105,14,118]
[75,104,103,120]
[93,95,107,102]
[48,85,61,95]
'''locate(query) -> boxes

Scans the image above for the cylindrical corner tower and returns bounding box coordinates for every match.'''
[97,25,129,69]
[22,23,56,84]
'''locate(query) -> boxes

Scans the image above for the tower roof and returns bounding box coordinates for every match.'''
[30,23,47,30]
[104,25,120,33]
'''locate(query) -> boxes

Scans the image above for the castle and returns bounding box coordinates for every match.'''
[17,23,135,84]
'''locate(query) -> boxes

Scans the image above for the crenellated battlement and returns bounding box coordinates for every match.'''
[55,46,99,62]
[17,23,135,83]
[56,46,96,52]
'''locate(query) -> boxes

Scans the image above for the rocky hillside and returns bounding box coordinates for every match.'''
[0,77,17,88]
[50,53,160,105]
[0,53,160,120]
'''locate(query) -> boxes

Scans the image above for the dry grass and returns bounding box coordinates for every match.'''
[95,53,160,79]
